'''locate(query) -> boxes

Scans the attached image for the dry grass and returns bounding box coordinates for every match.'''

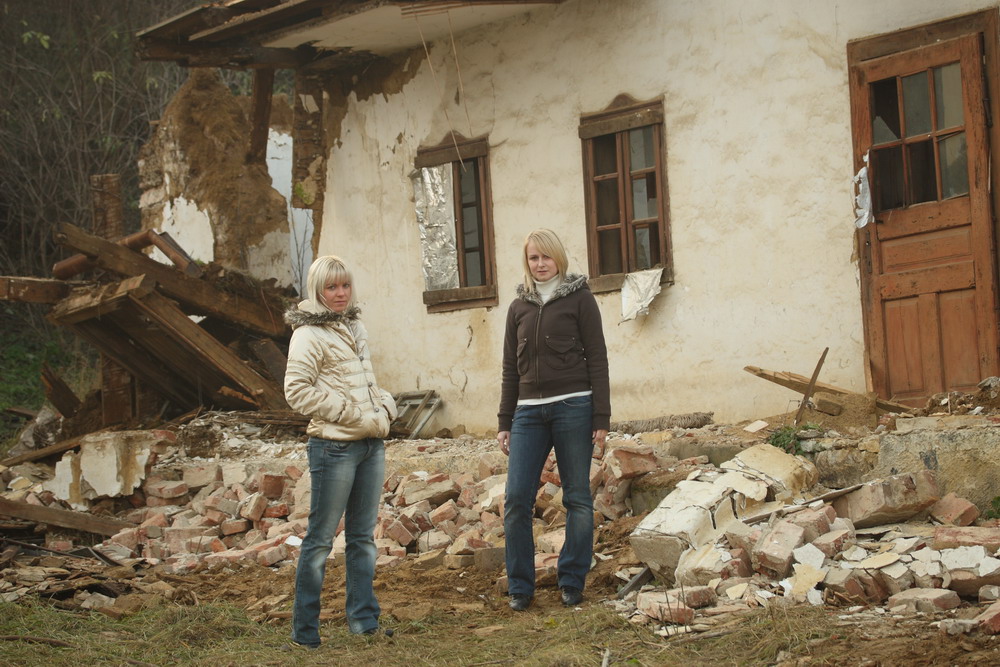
[0,598,841,666]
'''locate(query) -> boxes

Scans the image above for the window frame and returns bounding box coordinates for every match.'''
[579,96,673,293]
[414,134,498,312]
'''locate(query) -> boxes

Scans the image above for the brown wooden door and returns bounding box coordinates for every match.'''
[851,34,999,405]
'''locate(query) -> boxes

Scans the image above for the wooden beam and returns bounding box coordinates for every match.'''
[130,290,288,410]
[53,229,202,280]
[135,40,311,68]
[0,434,87,467]
[0,497,130,537]
[48,275,156,325]
[794,348,828,426]
[743,365,913,413]
[249,338,288,385]
[248,68,275,164]
[54,223,288,338]
[40,363,81,418]
[0,277,74,304]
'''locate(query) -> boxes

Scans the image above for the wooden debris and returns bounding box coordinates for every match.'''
[794,347,828,426]
[0,276,78,304]
[40,363,81,418]
[743,365,911,413]
[0,498,131,537]
[0,433,92,467]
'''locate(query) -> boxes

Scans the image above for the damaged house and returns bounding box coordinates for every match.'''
[132,0,1000,434]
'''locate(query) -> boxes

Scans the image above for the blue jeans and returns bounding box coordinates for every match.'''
[292,436,384,644]
[504,396,594,597]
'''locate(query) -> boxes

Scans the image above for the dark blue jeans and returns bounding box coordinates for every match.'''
[292,436,384,644]
[504,396,594,597]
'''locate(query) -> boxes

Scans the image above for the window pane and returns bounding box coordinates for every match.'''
[459,159,479,204]
[934,63,963,130]
[872,146,904,211]
[462,206,480,249]
[631,173,657,220]
[464,250,484,287]
[940,132,968,199]
[906,139,936,205]
[598,229,623,275]
[634,225,660,270]
[902,72,931,137]
[593,135,617,176]
[629,126,655,170]
[596,179,620,226]
[871,78,901,145]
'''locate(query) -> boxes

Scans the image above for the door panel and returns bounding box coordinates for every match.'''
[852,33,999,405]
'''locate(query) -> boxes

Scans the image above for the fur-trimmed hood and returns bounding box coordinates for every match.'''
[284,299,360,329]
[515,273,588,306]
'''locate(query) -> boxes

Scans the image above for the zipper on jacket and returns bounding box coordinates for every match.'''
[532,303,544,390]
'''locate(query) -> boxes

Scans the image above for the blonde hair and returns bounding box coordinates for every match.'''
[522,229,569,292]
[306,255,356,311]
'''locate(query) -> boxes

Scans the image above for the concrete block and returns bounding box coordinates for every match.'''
[886,588,961,613]
[831,470,939,528]
[932,526,1000,552]
[753,520,806,578]
[720,443,818,500]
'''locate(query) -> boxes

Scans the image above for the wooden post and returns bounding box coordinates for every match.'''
[90,174,124,240]
[247,68,275,164]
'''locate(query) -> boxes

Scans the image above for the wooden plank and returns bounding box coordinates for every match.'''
[794,348,828,426]
[53,229,156,280]
[743,365,912,413]
[0,497,130,537]
[0,434,87,467]
[422,284,496,306]
[879,261,976,301]
[0,277,74,304]
[48,275,156,325]
[249,338,288,385]
[40,363,81,418]
[129,290,287,409]
[247,68,275,164]
[55,223,287,337]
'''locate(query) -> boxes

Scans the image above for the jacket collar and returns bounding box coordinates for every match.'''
[284,299,360,328]
[516,273,588,306]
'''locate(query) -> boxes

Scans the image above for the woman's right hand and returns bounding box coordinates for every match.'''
[498,431,511,456]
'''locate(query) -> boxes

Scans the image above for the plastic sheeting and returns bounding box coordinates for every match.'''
[620,267,663,323]
[411,165,459,291]
[853,150,873,229]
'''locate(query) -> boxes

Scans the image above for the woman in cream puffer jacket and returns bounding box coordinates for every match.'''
[284,300,397,440]
[283,255,397,645]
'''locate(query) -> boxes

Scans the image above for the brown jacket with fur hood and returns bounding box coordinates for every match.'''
[498,273,610,432]
[284,300,397,442]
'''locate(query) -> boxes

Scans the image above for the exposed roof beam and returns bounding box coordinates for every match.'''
[136,39,316,68]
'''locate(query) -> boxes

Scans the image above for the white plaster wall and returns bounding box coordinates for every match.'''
[320,0,999,433]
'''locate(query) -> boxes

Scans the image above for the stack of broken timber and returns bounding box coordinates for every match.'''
[0,223,292,418]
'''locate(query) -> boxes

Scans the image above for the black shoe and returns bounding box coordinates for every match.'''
[362,627,394,637]
[560,586,583,606]
[508,593,532,611]
[280,641,319,651]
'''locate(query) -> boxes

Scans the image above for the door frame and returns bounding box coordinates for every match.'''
[847,8,1000,398]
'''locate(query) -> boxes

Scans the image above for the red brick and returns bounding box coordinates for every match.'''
[785,508,832,542]
[932,526,1000,552]
[976,601,1000,635]
[929,493,980,526]
[604,445,658,480]
[262,502,290,518]
[285,465,304,481]
[430,499,459,526]
[257,544,289,567]
[240,492,268,521]
[145,479,189,499]
[221,518,250,535]
[259,473,286,499]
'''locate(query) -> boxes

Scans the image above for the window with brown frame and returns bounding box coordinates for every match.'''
[580,96,672,291]
[412,135,497,312]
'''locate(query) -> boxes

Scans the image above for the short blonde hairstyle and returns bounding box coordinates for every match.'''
[522,229,569,292]
[306,255,356,312]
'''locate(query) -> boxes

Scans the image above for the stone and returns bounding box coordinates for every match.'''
[753,520,806,578]
[976,601,1000,634]
[886,588,961,613]
[932,526,1000,552]
[831,470,939,528]
[981,585,1000,602]
[473,547,506,572]
[929,492,979,526]
[811,529,854,558]
[636,591,696,625]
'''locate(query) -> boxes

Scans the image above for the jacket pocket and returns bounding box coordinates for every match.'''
[543,335,583,370]
[516,337,530,375]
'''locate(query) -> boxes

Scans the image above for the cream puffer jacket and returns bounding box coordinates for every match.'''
[284,300,397,441]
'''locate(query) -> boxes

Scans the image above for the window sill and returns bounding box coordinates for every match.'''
[588,270,673,295]
[423,284,498,313]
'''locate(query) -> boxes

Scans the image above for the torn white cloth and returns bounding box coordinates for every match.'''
[620,268,663,323]
[853,150,873,229]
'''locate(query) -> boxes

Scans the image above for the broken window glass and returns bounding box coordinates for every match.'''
[412,165,459,291]
[940,132,969,199]
[935,63,963,130]
[871,78,901,144]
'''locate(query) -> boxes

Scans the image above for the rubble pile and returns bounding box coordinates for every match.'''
[2,410,1000,640]
[619,442,1000,637]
